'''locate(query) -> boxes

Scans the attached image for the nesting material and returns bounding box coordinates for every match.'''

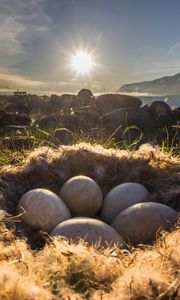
[100,182,150,223]
[0,143,180,249]
[51,217,126,248]
[60,175,103,217]
[17,189,71,232]
[111,202,177,245]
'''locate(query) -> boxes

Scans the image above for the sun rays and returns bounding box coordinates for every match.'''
[71,50,96,75]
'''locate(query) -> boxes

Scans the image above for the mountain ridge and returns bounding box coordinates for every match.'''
[118,73,180,95]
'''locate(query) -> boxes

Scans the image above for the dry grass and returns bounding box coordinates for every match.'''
[0,212,179,299]
[0,143,179,299]
[0,143,180,214]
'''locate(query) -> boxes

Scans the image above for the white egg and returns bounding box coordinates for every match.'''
[100,182,150,223]
[17,188,71,232]
[51,217,126,248]
[111,202,177,245]
[60,176,103,217]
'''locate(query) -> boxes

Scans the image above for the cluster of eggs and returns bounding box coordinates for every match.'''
[17,176,177,247]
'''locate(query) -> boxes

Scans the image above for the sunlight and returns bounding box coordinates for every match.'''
[71,51,95,74]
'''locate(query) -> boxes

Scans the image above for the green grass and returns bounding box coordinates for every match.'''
[0,124,179,167]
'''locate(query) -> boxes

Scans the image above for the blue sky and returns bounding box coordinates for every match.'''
[1,0,180,93]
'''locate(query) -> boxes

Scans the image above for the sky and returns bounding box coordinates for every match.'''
[1,0,180,94]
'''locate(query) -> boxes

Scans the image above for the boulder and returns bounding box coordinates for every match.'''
[147,101,174,127]
[173,107,180,122]
[77,110,99,129]
[5,103,30,115]
[77,89,95,106]
[0,125,29,136]
[61,94,78,112]
[101,108,157,134]
[95,94,142,115]
[0,110,31,127]
[35,114,79,130]
[48,95,62,114]
[48,128,73,146]
[148,101,171,115]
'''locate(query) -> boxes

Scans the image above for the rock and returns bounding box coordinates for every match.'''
[113,127,144,146]
[77,89,95,106]
[51,217,126,248]
[77,110,99,129]
[148,101,171,116]
[17,189,71,232]
[100,182,150,223]
[155,113,174,127]
[95,94,142,115]
[173,107,180,122]
[35,114,79,130]
[48,128,73,146]
[0,125,29,136]
[48,95,62,114]
[0,110,31,127]
[111,202,177,245]
[61,94,78,113]
[29,95,50,116]
[60,175,103,217]
[101,108,157,134]
[5,103,30,115]
[147,101,174,127]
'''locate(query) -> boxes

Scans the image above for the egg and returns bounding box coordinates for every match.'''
[17,188,71,232]
[100,182,150,223]
[111,202,177,245]
[51,217,126,248]
[60,176,103,217]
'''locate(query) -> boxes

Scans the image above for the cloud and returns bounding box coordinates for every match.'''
[0,71,43,91]
[0,1,106,93]
[0,13,25,60]
[0,68,86,94]
[168,42,180,54]
[0,0,51,70]
[0,69,106,94]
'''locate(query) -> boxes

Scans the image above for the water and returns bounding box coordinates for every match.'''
[139,95,180,109]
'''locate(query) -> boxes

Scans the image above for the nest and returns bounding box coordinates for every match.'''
[0,143,179,247]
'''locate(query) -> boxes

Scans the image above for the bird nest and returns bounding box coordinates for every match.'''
[0,142,179,247]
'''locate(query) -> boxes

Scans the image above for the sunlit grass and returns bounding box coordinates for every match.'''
[0,124,179,166]
[0,214,178,299]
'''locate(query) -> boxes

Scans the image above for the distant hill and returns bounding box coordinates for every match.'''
[118,73,180,95]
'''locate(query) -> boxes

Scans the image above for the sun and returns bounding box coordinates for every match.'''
[71,51,95,74]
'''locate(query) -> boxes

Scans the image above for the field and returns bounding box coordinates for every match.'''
[0,131,179,299]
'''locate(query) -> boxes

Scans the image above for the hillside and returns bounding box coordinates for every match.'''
[118,73,180,95]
